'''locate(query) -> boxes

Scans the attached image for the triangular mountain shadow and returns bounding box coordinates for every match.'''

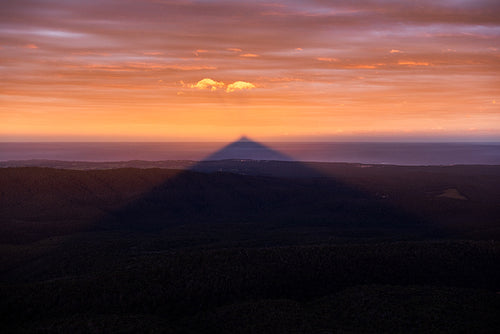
[200,136,292,161]
[189,136,323,178]
[96,136,430,242]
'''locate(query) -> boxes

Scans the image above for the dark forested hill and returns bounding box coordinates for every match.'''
[1,163,500,332]
[1,163,499,242]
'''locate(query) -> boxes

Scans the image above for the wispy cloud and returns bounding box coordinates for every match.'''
[166,65,216,71]
[398,61,430,66]
[194,49,208,56]
[345,64,377,69]
[72,51,110,56]
[317,57,338,62]
[68,62,216,72]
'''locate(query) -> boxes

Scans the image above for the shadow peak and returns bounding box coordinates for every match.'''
[237,135,251,142]
[202,137,292,161]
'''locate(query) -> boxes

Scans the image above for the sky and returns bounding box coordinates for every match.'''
[1,0,499,142]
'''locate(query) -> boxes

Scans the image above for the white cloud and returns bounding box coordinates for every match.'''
[191,78,225,90]
[189,78,256,93]
[226,81,256,92]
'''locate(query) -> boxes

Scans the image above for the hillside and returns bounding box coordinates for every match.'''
[1,163,499,242]
[1,163,500,332]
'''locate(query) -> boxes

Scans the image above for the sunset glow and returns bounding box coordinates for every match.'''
[1,0,499,141]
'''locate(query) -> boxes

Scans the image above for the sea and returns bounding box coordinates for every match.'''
[1,142,500,165]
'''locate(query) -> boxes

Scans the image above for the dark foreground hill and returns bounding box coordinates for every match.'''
[1,162,500,332]
[1,163,499,242]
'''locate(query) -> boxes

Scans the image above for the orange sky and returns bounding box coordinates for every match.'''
[1,0,499,141]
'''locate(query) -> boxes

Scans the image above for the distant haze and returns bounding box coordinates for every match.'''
[1,142,500,165]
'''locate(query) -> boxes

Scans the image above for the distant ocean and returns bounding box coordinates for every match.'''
[1,142,500,165]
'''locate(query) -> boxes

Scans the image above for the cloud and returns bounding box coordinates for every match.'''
[194,49,208,56]
[72,51,110,56]
[73,63,217,72]
[317,57,338,62]
[143,51,164,56]
[344,64,378,69]
[390,49,402,53]
[240,53,259,58]
[24,44,38,49]
[191,78,225,91]
[189,78,256,92]
[266,77,304,83]
[165,65,216,71]
[398,61,430,66]
[227,48,242,52]
[226,81,256,92]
